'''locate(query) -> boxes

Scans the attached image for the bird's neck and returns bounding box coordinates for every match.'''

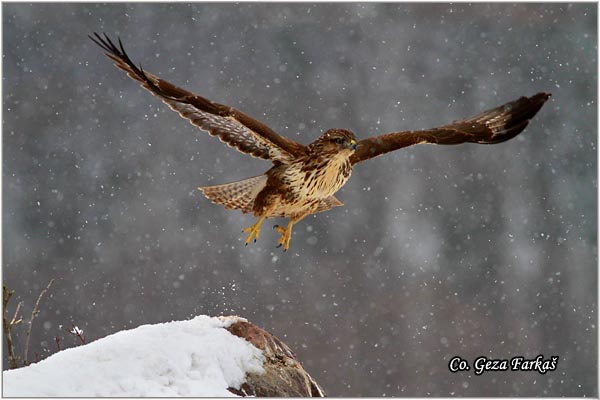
[304,150,352,171]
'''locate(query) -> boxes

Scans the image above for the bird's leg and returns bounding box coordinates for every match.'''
[274,222,295,251]
[273,213,308,251]
[242,215,265,246]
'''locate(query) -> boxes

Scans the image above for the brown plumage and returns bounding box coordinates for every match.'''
[90,33,551,251]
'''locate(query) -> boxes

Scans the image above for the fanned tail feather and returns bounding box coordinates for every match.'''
[199,175,268,213]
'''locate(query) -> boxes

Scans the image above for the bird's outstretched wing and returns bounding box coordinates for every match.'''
[350,92,551,165]
[90,33,307,163]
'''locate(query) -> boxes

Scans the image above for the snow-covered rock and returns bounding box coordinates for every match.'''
[225,319,325,397]
[3,315,264,397]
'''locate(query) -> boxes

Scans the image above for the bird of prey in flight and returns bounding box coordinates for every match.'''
[90,33,550,251]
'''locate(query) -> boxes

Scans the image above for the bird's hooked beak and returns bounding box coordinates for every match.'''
[349,139,357,151]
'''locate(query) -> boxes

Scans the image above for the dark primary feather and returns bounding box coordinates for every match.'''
[89,33,306,163]
[91,34,549,169]
[350,92,551,165]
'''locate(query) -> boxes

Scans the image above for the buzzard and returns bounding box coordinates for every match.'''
[90,33,550,251]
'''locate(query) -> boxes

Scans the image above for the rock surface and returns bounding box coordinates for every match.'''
[226,320,325,397]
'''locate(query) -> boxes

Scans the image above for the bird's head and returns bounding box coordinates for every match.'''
[309,128,357,155]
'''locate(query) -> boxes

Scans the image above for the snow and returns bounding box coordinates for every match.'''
[3,3,596,396]
[2,315,264,397]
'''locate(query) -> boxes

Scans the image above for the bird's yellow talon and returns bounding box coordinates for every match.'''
[275,223,293,251]
[243,216,265,246]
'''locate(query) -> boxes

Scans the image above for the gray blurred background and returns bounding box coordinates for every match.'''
[3,3,597,396]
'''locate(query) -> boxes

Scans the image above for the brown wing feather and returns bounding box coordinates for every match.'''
[350,92,551,165]
[90,33,306,163]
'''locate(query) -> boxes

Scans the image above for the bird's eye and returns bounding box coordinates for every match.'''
[334,138,344,144]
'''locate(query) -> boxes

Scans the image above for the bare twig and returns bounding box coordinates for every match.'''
[23,279,55,365]
[10,302,23,326]
[54,336,61,352]
[66,324,86,344]
[3,286,21,369]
